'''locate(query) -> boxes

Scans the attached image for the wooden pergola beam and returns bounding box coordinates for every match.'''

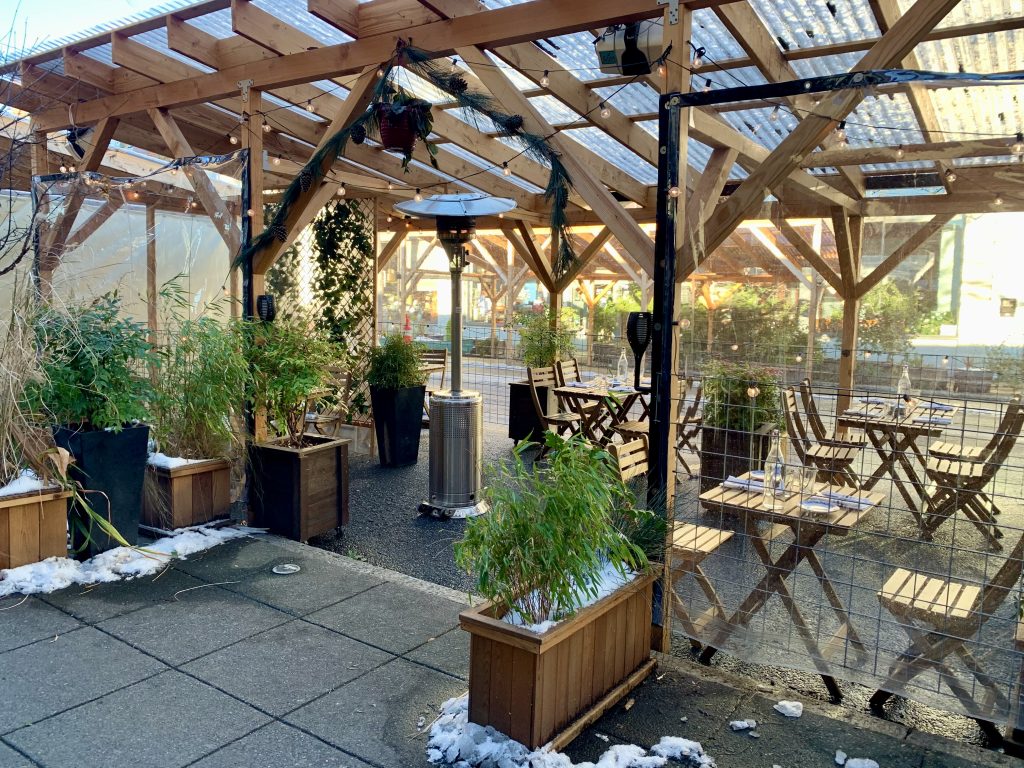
[32,0,664,131]
[701,0,963,259]
[777,219,843,296]
[148,108,242,254]
[855,214,953,300]
[377,229,409,272]
[555,227,613,292]
[460,45,655,276]
[501,222,554,293]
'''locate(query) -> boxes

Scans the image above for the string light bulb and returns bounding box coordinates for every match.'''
[337,183,346,196]
[502,162,511,176]
[746,385,760,399]
[668,186,681,198]
[228,133,239,145]
[657,62,666,77]
[539,70,550,87]
[305,100,316,113]
[795,354,803,363]
[414,188,423,202]
[895,145,905,159]
[995,194,1004,206]
[692,46,705,69]
[730,343,739,351]
[377,66,385,78]
[1013,132,1024,155]
[702,78,712,93]
[769,105,780,122]
[262,120,271,133]
[59,164,67,173]
[599,102,611,119]
[246,208,254,217]
[835,120,847,145]
[387,181,394,190]
[945,168,957,183]
[272,155,281,166]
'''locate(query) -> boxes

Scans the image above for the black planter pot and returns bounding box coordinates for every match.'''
[53,423,149,557]
[698,424,772,494]
[508,381,549,443]
[370,385,426,467]
[249,435,349,541]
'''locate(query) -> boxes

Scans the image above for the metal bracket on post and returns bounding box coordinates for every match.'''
[657,0,679,24]
[237,78,254,102]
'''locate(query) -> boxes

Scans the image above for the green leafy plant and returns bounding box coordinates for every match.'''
[454,433,653,626]
[821,280,928,355]
[29,293,155,431]
[149,279,249,460]
[516,309,577,368]
[312,200,376,419]
[246,319,340,446]
[701,359,782,432]
[367,333,426,390]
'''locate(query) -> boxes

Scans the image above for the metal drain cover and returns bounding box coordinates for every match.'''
[271,563,301,575]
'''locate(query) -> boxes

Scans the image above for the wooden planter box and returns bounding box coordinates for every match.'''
[0,487,71,569]
[459,570,656,750]
[143,458,232,530]
[249,435,349,541]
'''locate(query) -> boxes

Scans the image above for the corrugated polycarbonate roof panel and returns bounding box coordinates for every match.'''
[749,0,880,53]
[591,83,658,117]
[691,8,748,60]
[898,0,1024,30]
[251,0,355,43]
[561,127,656,183]
[11,0,206,60]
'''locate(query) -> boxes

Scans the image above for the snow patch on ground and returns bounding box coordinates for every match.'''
[147,453,209,470]
[0,470,51,498]
[773,700,803,718]
[426,695,715,768]
[728,719,756,731]
[505,562,636,634]
[844,760,879,768]
[0,525,258,597]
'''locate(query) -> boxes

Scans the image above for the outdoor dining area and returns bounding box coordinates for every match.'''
[522,355,1024,735]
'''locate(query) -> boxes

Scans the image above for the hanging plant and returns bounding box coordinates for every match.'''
[242,42,578,278]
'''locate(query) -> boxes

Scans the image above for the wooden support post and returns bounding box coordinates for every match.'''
[806,277,821,380]
[145,203,158,383]
[836,214,863,416]
[29,128,52,301]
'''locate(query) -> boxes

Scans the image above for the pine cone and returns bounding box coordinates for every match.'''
[500,114,524,133]
[447,75,468,94]
[350,123,367,145]
[298,170,314,192]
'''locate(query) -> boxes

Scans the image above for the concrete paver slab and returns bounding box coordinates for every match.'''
[0,596,80,653]
[189,722,375,768]
[38,568,206,624]
[5,670,269,768]
[0,741,36,767]
[97,584,291,665]
[404,627,470,681]
[306,581,463,654]
[286,657,464,766]
[182,620,394,716]
[0,626,166,734]
[173,539,384,617]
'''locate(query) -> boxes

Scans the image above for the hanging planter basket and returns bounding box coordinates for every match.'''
[376,103,426,154]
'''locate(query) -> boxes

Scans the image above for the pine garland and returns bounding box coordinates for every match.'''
[241,43,577,276]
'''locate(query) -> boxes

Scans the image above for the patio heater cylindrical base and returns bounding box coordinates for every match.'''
[418,390,488,519]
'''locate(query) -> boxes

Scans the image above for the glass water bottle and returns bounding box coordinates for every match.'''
[762,429,786,507]
[616,349,629,382]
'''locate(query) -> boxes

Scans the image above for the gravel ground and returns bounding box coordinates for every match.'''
[311,421,999,748]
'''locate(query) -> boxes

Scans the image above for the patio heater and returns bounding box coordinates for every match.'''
[395,193,516,518]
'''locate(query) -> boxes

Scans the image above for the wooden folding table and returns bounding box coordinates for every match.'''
[553,383,642,444]
[696,474,885,700]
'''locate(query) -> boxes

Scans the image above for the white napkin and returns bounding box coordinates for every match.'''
[913,416,952,425]
[926,402,955,412]
[723,475,764,492]
[817,490,873,510]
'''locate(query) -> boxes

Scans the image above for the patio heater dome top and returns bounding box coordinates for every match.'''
[394,192,516,219]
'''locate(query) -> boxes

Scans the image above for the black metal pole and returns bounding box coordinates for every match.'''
[648,93,681,507]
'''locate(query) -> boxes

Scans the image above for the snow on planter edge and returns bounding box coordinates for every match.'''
[0,470,50,498]
[0,525,260,597]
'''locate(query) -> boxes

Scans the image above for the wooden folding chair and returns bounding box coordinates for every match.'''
[305,368,377,455]
[614,384,703,477]
[420,348,448,424]
[527,365,581,454]
[929,394,1021,463]
[799,379,866,448]
[920,409,1024,550]
[784,387,863,488]
[608,435,732,648]
[871,529,1024,720]
[555,357,602,419]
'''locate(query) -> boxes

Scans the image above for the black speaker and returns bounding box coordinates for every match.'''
[626,311,653,390]
[256,294,276,322]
